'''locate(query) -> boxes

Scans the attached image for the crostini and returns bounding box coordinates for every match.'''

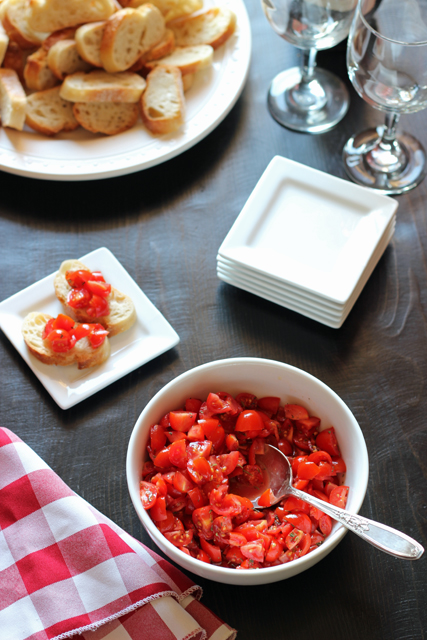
[22,312,111,369]
[54,259,136,336]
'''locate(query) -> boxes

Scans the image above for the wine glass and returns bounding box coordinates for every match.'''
[343,0,427,194]
[261,0,358,133]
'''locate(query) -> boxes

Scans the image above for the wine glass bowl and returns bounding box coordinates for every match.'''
[343,0,427,193]
[261,0,358,133]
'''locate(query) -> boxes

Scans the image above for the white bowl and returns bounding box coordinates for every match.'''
[127,357,369,585]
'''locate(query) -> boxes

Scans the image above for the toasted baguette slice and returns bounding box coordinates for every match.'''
[3,0,49,49]
[2,41,32,84]
[47,39,92,80]
[42,26,78,50]
[73,101,138,135]
[181,71,193,92]
[131,27,174,71]
[22,312,111,369]
[54,260,137,335]
[168,6,236,50]
[24,47,58,90]
[60,70,146,102]
[0,21,10,66]
[26,86,79,134]
[100,5,165,73]
[0,68,26,130]
[128,0,202,23]
[143,44,213,76]
[141,64,184,134]
[75,21,106,68]
[29,0,117,33]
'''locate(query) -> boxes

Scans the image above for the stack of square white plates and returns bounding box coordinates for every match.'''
[217,156,398,329]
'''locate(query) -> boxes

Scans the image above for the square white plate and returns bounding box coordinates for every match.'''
[0,248,179,409]
[218,156,398,304]
[217,220,395,328]
[217,216,396,313]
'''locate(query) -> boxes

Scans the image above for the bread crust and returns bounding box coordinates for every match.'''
[60,70,146,103]
[168,7,236,50]
[54,260,137,336]
[26,85,79,135]
[22,311,111,369]
[140,64,184,134]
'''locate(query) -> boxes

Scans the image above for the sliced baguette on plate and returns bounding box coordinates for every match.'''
[54,259,137,336]
[0,68,26,130]
[75,21,106,68]
[2,0,49,48]
[47,39,92,80]
[60,70,146,102]
[73,101,139,135]
[26,86,79,134]
[100,5,165,73]
[29,0,117,33]
[130,27,174,71]
[22,312,111,369]
[143,44,213,76]
[24,47,58,90]
[0,21,10,66]
[168,6,236,49]
[140,64,184,134]
[128,0,203,23]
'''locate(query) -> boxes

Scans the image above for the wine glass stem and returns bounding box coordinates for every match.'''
[286,48,328,112]
[365,112,408,175]
[301,48,317,82]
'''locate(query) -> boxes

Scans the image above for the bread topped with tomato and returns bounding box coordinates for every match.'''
[22,312,111,369]
[54,259,136,337]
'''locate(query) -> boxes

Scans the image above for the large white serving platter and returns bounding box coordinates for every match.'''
[218,156,398,304]
[0,248,179,409]
[0,0,251,181]
[217,220,395,328]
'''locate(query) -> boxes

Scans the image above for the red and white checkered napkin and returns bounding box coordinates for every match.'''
[0,428,237,640]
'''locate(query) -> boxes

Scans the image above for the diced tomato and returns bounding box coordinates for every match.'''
[209,485,242,517]
[192,506,215,540]
[235,410,264,432]
[297,460,320,480]
[283,404,309,420]
[168,440,187,469]
[329,485,349,509]
[85,280,111,297]
[316,427,341,456]
[139,481,158,509]
[331,456,347,474]
[66,269,92,288]
[319,514,332,536]
[164,529,193,547]
[173,470,194,493]
[282,496,310,514]
[188,487,206,509]
[277,439,293,456]
[88,324,108,348]
[185,397,202,413]
[258,488,275,508]
[187,456,212,485]
[150,424,167,453]
[67,287,91,309]
[169,411,197,432]
[241,540,265,563]
[283,512,312,535]
[257,396,281,415]
[52,313,75,331]
[235,393,258,409]
[86,294,109,318]
[150,495,167,521]
[153,448,171,469]
[285,527,304,550]
[248,438,265,466]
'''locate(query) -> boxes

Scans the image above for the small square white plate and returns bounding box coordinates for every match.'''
[0,248,180,409]
[218,156,398,304]
[217,220,395,328]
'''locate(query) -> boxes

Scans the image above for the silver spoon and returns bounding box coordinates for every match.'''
[230,444,424,560]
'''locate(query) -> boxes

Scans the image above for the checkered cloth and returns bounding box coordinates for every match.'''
[0,428,237,640]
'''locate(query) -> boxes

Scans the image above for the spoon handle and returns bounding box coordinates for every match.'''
[291,487,424,560]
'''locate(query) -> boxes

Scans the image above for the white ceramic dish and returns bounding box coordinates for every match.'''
[217,212,395,311]
[0,0,251,181]
[127,357,369,585]
[218,156,398,304]
[217,219,395,328]
[0,247,179,409]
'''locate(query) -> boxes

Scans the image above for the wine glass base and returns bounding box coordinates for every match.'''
[343,128,427,195]
[267,67,350,134]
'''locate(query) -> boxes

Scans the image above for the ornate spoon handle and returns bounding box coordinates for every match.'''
[291,487,424,560]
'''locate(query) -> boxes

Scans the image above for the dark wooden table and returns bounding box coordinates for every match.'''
[1,1,426,637]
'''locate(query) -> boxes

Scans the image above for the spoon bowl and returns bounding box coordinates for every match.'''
[231,444,424,561]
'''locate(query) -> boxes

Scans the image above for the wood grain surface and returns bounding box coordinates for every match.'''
[0,1,426,638]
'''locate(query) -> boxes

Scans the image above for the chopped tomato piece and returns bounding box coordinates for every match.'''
[139,481,158,509]
[169,411,197,432]
[329,485,349,509]
[257,396,281,415]
[85,280,111,297]
[235,410,264,432]
[315,427,341,457]
[283,404,309,420]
